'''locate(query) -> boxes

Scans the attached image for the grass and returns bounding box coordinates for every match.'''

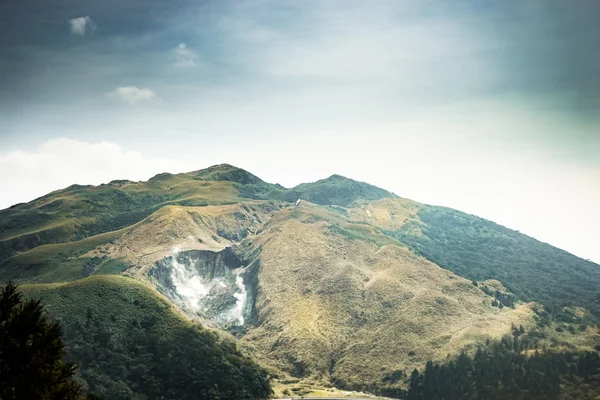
[2,165,599,396]
[395,205,600,322]
[93,256,129,275]
[84,200,286,273]
[20,275,178,327]
[0,166,265,263]
[240,201,537,393]
[0,165,397,266]
[0,228,127,283]
[276,174,395,207]
[272,380,385,399]
[20,275,272,399]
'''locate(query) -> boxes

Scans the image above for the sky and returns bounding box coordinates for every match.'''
[0,0,599,262]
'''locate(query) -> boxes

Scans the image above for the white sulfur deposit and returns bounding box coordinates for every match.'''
[230,275,247,325]
[166,247,249,326]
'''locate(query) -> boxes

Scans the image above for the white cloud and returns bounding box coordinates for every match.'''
[69,16,96,36]
[0,138,193,210]
[108,86,158,103]
[172,43,198,67]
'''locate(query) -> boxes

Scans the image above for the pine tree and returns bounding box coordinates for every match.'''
[0,282,94,400]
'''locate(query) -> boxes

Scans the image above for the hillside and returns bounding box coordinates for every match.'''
[277,174,396,206]
[0,165,278,262]
[0,165,392,263]
[393,205,600,321]
[238,202,535,391]
[334,197,600,325]
[1,164,599,397]
[20,275,271,400]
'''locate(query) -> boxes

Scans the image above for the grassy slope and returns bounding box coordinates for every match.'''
[2,166,599,395]
[21,275,271,400]
[0,227,129,283]
[275,174,395,206]
[240,202,536,393]
[393,205,600,322]
[0,165,274,262]
[0,200,286,285]
[92,201,286,269]
[0,165,395,266]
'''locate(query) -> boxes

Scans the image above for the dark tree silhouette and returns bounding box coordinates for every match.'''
[0,282,92,400]
[406,339,600,400]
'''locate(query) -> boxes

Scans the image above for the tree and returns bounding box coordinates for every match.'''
[405,338,600,400]
[0,282,94,400]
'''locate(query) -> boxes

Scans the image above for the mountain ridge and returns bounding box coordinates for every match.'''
[1,163,599,397]
[0,164,395,262]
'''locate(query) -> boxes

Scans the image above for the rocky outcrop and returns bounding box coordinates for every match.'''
[148,247,256,334]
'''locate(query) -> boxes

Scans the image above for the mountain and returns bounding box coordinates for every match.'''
[237,201,534,389]
[0,164,279,263]
[277,174,396,206]
[0,165,390,263]
[394,205,600,319]
[1,164,599,398]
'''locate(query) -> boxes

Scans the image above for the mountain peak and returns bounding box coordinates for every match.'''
[286,174,395,206]
[189,164,266,185]
[325,174,348,180]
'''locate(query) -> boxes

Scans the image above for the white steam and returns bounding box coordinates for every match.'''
[169,254,210,310]
[231,275,247,325]
[168,247,248,326]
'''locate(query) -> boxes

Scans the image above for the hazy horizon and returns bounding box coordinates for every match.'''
[1,0,599,263]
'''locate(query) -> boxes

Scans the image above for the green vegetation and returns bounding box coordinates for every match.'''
[0,229,125,283]
[396,206,600,321]
[0,283,95,399]
[0,166,397,265]
[480,284,517,308]
[0,185,168,262]
[21,276,272,400]
[0,165,271,262]
[406,338,600,400]
[2,166,599,398]
[190,164,269,185]
[276,174,395,206]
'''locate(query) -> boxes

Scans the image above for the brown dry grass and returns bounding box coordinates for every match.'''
[348,198,423,233]
[240,202,535,388]
[86,201,286,272]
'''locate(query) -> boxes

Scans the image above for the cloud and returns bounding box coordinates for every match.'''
[69,16,96,36]
[108,86,157,103]
[0,138,193,210]
[172,43,198,67]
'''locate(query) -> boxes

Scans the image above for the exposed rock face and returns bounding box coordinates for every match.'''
[149,248,255,332]
[85,201,286,267]
[87,201,288,334]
